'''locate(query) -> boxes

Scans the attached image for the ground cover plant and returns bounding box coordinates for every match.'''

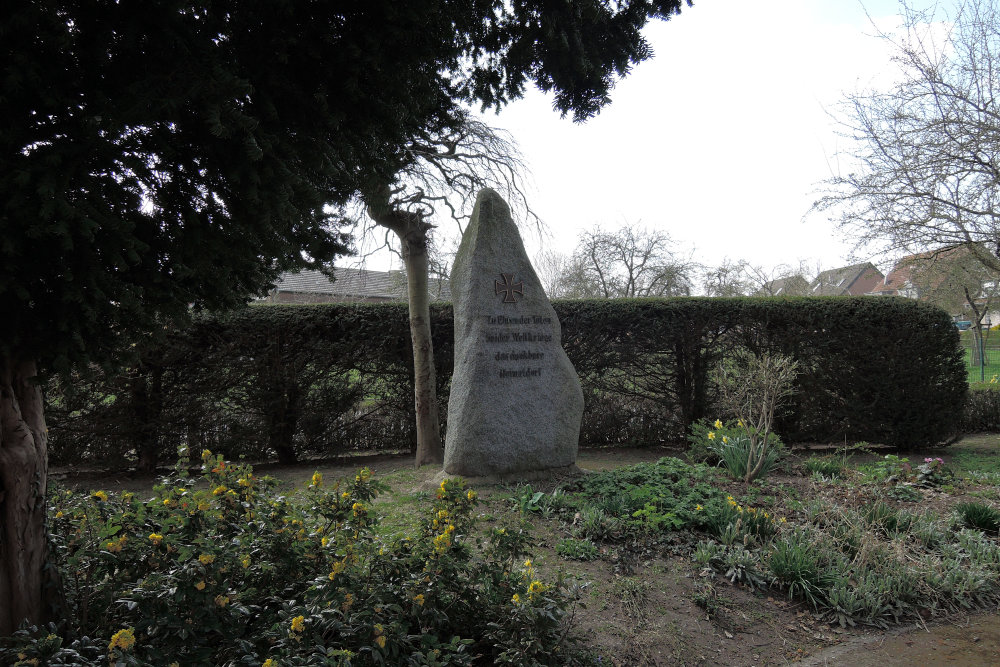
[1,452,583,666]
[10,438,1000,665]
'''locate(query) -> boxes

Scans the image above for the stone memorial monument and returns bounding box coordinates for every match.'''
[444,188,584,480]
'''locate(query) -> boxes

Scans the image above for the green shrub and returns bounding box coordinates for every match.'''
[3,455,580,666]
[555,538,600,561]
[768,529,831,608]
[47,297,968,470]
[956,501,1000,533]
[962,382,1000,433]
[562,457,719,538]
[803,456,844,478]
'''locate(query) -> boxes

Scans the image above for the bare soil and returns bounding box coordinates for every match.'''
[53,437,1000,666]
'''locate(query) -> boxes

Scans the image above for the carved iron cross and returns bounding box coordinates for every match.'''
[495,273,524,303]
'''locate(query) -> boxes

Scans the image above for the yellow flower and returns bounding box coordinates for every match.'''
[722,435,729,444]
[198,553,215,565]
[169,663,179,667]
[528,580,546,596]
[311,471,323,487]
[148,533,163,545]
[695,504,703,511]
[55,511,64,518]
[212,485,227,496]
[262,660,277,667]
[108,628,136,653]
[352,502,365,514]
[523,559,532,568]
[375,635,386,648]
[108,535,127,553]
[432,533,451,554]
[512,593,521,604]
[92,490,108,502]
[215,595,230,607]
[467,489,477,501]
[328,560,347,580]
[342,592,355,611]
[195,581,206,591]
[737,419,745,427]
[359,467,372,482]
[341,491,351,500]
[241,555,251,568]
[780,517,787,524]
[413,593,425,606]
[714,419,723,429]
[437,509,449,520]
[290,615,306,633]
[707,431,715,440]
[201,449,213,460]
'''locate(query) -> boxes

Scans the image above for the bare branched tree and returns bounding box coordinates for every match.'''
[559,224,695,298]
[902,245,1000,365]
[361,112,534,466]
[814,0,1000,273]
[702,258,754,297]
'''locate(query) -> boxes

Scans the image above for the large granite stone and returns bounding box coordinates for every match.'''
[444,189,584,478]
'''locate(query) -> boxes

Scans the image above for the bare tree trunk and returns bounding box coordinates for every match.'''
[132,364,164,474]
[401,236,443,466]
[366,186,444,467]
[0,357,52,636]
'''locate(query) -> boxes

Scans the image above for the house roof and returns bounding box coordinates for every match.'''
[810,263,884,296]
[272,267,451,302]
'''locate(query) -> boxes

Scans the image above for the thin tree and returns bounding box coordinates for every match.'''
[363,113,534,467]
[815,0,1000,274]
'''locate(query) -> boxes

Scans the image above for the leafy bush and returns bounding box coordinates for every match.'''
[2,455,581,666]
[916,457,954,488]
[562,457,720,538]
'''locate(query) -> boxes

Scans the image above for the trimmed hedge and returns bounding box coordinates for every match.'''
[45,297,967,467]
[962,383,1000,433]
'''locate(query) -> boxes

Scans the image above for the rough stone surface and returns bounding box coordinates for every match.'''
[444,188,584,477]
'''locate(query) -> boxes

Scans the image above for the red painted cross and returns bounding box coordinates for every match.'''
[495,273,524,303]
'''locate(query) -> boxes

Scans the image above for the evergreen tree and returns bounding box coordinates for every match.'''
[0,0,691,634]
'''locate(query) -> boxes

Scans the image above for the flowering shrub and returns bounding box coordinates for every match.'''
[688,418,785,481]
[916,457,954,488]
[1,454,579,666]
[699,495,783,546]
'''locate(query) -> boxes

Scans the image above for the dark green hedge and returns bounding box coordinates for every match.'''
[45,297,967,467]
[961,383,1000,433]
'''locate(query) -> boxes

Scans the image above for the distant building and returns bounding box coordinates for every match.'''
[753,275,810,297]
[809,263,884,296]
[264,267,451,304]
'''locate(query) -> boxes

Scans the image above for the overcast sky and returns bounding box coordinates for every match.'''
[361,0,948,282]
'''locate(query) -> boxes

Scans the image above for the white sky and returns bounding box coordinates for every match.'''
[361,0,948,283]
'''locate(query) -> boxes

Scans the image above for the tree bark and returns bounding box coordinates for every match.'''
[132,364,164,474]
[400,233,443,467]
[0,357,51,636]
[366,184,444,467]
